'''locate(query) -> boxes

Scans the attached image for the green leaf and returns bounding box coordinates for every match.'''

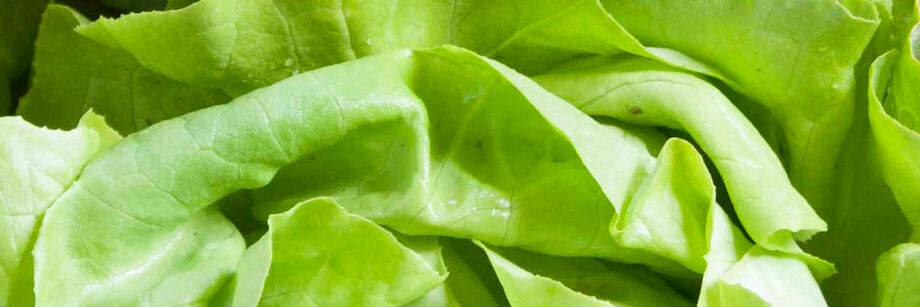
[536,55,824,256]
[17,4,229,135]
[0,111,119,306]
[30,45,695,305]
[411,238,510,307]
[868,36,920,241]
[28,43,846,306]
[602,0,881,211]
[75,0,644,95]
[714,247,827,307]
[241,46,690,273]
[475,240,692,307]
[0,0,47,114]
[864,11,920,306]
[634,137,828,307]
[230,198,445,307]
[800,2,915,305]
[876,243,920,307]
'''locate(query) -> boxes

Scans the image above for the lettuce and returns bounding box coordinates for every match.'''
[2,0,919,306]
[17,5,228,134]
[0,0,47,114]
[0,112,119,306]
[866,4,920,306]
[228,198,446,306]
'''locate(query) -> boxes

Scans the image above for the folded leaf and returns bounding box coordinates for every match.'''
[70,0,861,257]
[76,0,644,95]
[868,31,920,240]
[242,47,688,272]
[32,46,699,306]
[876,243,920,307]
[34,204,243,306]
[632,138,828,307]
[475,241,692,307]
[0,111,119,306]
[866,11,920,307]
[801,1,916,304]
[602,0,880,211]
[536,55,823,255]
[408,238,510,307]
[715,247,827,307]
[231,198,445,307]
[0,0,47,113]
[17,5,229,134]
[30,44,845,306]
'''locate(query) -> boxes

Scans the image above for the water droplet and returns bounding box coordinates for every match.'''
[283,58,294,67]
[365,38,372,45]
[497,199,511,209]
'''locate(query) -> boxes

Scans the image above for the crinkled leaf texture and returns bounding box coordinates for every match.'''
[535,56,826,261]
[869,29,920,241]
[474,240,691,307]
[867,8,920,305]
[27,45,831,306]
[67,0,868,258]
[76,0,645,95]
[17,5,229,135]
[229,198,445,307]
[602,0,880,209]
[72,0,881,219]
[0,112,119,306]
[3,0,917,305]
[876,243,920,307]
[8,0,883,304]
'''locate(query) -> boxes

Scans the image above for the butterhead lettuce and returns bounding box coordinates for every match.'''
[1,0,918,306]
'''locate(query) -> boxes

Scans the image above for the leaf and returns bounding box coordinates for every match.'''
[17,5,229,134]
[635,138,828,307]
[409,238,510,307]
[868,33,920,241]
[536,55,824,255]
[0,0,47,113]
[241,47,690,272]
[230,198,445,307]
[602,0,881,211]
[75,0,644,95]
[865,10,920,305]
[29,44,842,306]
[876,243,920,307]
[800,1,916,305]
[714,247,827,307]
[475,241,692,307]
[0,111,119,306]
[30,45,694,305]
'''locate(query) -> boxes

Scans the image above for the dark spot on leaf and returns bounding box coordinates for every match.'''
[628,106,643,115]
[475,140,483,149]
